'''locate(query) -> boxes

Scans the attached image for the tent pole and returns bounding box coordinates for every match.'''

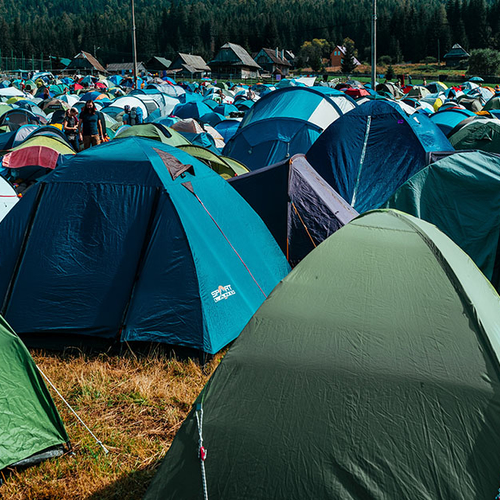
[371,0,377,89]
[131,0,138,90]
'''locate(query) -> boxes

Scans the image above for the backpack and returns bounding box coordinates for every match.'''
[135,107,143,124]
[129,107,138,126]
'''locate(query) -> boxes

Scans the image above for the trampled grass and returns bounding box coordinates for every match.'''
[0,349,220,499]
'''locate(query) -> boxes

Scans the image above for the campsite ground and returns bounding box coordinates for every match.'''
[0,350,221,499]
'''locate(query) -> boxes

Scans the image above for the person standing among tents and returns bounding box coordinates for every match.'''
[78,100,103,149]
[63,107,80,152]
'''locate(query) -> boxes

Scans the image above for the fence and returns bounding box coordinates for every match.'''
[0,53,58,73]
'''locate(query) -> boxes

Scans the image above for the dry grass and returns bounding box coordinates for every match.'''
[0,349,221,500]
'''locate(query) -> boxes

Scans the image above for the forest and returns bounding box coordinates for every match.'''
[0,0,499,66]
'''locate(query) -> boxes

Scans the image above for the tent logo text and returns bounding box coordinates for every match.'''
[211,285,236,303]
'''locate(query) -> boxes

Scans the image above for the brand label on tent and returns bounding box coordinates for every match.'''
[211,285,236,303]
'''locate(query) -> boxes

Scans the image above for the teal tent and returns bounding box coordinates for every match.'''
[146,210,500,500]
[0,315,68,470]
[386,150,500,290]
[0,137,289,353]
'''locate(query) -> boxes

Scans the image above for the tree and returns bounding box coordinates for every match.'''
[385,64,396,80]
[297,39,330,71]
[341,37,357,74]
[468,48,500,75]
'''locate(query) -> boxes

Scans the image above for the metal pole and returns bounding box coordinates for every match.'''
[371,0,377,88]
[131,0,138,90]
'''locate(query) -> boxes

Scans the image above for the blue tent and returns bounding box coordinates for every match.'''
[235,99,254,111]
[307,100,453,213]
[202,99,219,110]
[199,112,225,127]
[214,103,239,116]
[214,119,241,143]
[0,124,38,150]
[429,108,476,136]
[223,87,357,170]
[229,154,358,265]
[172,101,212,120]
[0,138,289,353]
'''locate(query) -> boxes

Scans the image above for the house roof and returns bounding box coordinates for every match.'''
[258,48,291,67]
[210,43,261,69]
[67,51,107,73]
[177,53,211,72]
[146,56,172,70]
[444,44,470,59]
[106,62,146,72]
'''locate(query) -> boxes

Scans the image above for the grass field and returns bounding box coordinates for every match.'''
[0,350,221,500]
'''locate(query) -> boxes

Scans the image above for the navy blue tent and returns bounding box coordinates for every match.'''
[0,138,289,353]
[307,100,453,213]
[229,154,358,265]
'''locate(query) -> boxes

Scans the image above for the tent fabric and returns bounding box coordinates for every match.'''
[145,209,500,500]
[177,145,248,179]
[223,87,357,170]
[385,150,500,290]
[0,176,19,222]
[0,314,68,470]
[429,108,476,136]
[448,119,500,153]
[306,100,453,213]
[113,123,190,146]
[229,154,358,264]
[0,137,289,353]
[2,145,61,170]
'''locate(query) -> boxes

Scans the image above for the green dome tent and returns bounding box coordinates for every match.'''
[0,315,68,470]
[177,144,248,179]
[113,123,190,147]
[449,119,500,153]
[146,210,500,500]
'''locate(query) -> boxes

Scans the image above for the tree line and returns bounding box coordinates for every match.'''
[0,0,498,67]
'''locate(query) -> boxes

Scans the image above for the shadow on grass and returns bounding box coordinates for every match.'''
[85,462,161,500]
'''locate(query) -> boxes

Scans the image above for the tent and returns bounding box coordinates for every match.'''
[0,109,47,130]
[223,87,357,170]
[307,100,453,213]
[385,151,500,290]
[0,137,289,353]
[177,144,248,179]
[429,107,476,136]
[145,209,500,500]
[172,101,213,120]
[113,123,190,147]
[449,119,500,153]
[0,125,39,151]
[0,314,68,470]
[199,112,225,127]
[407,85,431,99]
[229,154,358,264]
[0,176,19,221]
[213,119,241,143]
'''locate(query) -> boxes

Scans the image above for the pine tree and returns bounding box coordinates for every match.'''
[341,37,357,74]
